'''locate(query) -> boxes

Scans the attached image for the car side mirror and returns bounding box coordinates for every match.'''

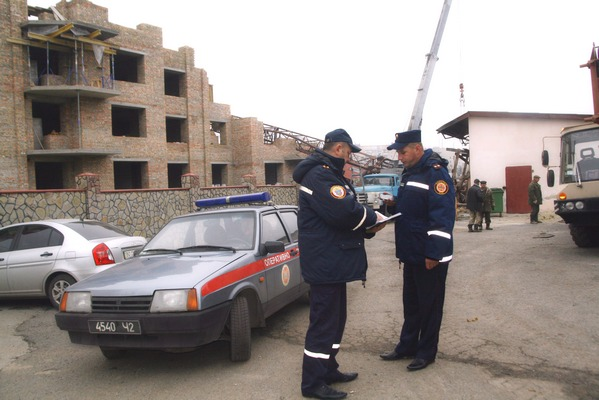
[541,150,549,167]
[547,169,555,187]
[260,240,285,256]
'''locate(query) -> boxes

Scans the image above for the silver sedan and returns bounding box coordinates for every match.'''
[0,220,146,308]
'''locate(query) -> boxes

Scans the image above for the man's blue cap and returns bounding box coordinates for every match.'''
[324,128,361,153]
[387,129,421,150]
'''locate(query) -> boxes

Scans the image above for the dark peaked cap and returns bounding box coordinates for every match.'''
[324,128,361,153]
[387,129,421,150]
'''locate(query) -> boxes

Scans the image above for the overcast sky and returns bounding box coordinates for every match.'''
[35,0,599,149]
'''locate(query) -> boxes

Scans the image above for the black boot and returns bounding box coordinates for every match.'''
[486,223,493,230]
[473,224,481,232]
[468,224,473,232]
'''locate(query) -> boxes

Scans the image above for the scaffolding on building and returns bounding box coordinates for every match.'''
[263,123,397,174]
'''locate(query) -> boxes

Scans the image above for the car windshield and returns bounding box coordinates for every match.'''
[142,211,256,253]
[65,221,128,240]
[364,176,392,186]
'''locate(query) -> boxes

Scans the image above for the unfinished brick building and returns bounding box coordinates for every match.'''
[1,0,304,190]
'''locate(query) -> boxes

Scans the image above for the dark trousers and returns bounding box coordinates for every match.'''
[394,261,448,361]
[483,211,492,225]
[301,283,347,392]
[530,204,540,222]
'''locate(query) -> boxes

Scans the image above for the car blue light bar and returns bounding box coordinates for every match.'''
[195,192,272,208]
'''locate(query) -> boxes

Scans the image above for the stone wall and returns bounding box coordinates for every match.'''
[0,173,298,239]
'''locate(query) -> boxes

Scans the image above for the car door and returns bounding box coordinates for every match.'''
[278,209,302,289]
[0,226,20,294]
[260,212,300,315]
[6,224,63,295]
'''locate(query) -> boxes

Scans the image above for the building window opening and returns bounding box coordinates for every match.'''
[32,102,61,135]
[211,164,227,186]
[210,121,226,145]
[114,161,147,189]
[112,106,144,137]
[166,117,185,142]
[29,47,60,84]
[35,162,63,189]
[112,52,143,83]
[164,70,184,97]
[265,163,282,185]
[168,163,187,188]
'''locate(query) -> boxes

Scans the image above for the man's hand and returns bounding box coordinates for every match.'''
[366,222,386,234]
[425,258,439,270]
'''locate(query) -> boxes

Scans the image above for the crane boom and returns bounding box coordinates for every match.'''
[408,0,452,131]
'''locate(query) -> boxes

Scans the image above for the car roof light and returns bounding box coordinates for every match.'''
[195,192,272,209]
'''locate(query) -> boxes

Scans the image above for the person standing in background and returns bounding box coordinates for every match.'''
[528,175,543,224]
[480,180,495,230]
[466,179,484,232]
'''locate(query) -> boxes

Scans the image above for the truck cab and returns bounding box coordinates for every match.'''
[355,173,402,215]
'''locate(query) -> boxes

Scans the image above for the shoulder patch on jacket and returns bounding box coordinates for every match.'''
[330,185,347,199]
[434,180,449,195]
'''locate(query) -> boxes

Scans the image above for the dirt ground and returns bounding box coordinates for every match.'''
[1,212,598,399]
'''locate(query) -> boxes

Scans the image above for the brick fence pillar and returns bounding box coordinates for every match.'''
[76,173,100,219]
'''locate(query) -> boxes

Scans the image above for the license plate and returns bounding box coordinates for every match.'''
[89,320,141,335]
[123,249,135,259]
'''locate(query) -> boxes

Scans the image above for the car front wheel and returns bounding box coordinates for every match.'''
[229,296,251,362]
[47,274,76,309]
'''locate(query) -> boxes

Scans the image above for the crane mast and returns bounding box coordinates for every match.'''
[408,0,452,131]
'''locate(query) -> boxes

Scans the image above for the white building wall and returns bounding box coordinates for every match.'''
[469,115,570,212]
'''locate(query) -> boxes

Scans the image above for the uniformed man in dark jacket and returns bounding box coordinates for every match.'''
[466,179,484,232]
[293,128,383,399]
[380,129,455,372]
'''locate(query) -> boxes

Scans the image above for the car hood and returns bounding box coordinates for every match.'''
[356,184,393,192]
[66,252,248,296]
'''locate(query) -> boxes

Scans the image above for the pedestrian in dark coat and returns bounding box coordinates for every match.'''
[528,175,543,223]
[380,129,456,372]
[293,128,383,399]
[466,179,484,232]
[480,180,495,230]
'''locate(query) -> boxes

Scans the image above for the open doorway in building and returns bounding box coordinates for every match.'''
[166,117,186,143]
[29,47,60,83]
[32,102,61,136]
[112,106,144,137]
[114,161,147,189]
[112,51,144,83]
[168,163,187,188]
[35,162,63,189]
[211,164,227,186]
[210,121,226,145]
[265,163,282,185]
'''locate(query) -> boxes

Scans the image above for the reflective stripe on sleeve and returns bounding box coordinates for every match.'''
[406,181,429,190]
[428,230,451,240]
[304,349,330,359]
[352,206,368,231]
[299,185,313,195]
[439,255,453,263]
[332,344,340,349]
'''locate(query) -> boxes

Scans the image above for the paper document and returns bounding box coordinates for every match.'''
[367,211,402,229]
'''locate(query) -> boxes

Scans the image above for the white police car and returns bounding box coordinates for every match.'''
[55,193,308,361]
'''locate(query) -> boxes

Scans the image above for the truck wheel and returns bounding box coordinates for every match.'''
[569,225,598,248]
[229,296,251,362]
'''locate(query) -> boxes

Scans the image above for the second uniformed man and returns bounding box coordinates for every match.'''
[380,129,456,371]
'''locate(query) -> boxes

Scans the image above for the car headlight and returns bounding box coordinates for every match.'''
[575,201,585,210]
[61,292,92,313]
[150,289,199,312]
[565,202,574,211]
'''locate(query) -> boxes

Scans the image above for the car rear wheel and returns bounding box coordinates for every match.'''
[229,296,251,362]
[100,347,127,359]
[47,274,76,309]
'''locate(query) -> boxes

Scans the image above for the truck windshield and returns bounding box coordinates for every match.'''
[561,127,599,184]
[364,177,393,186]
